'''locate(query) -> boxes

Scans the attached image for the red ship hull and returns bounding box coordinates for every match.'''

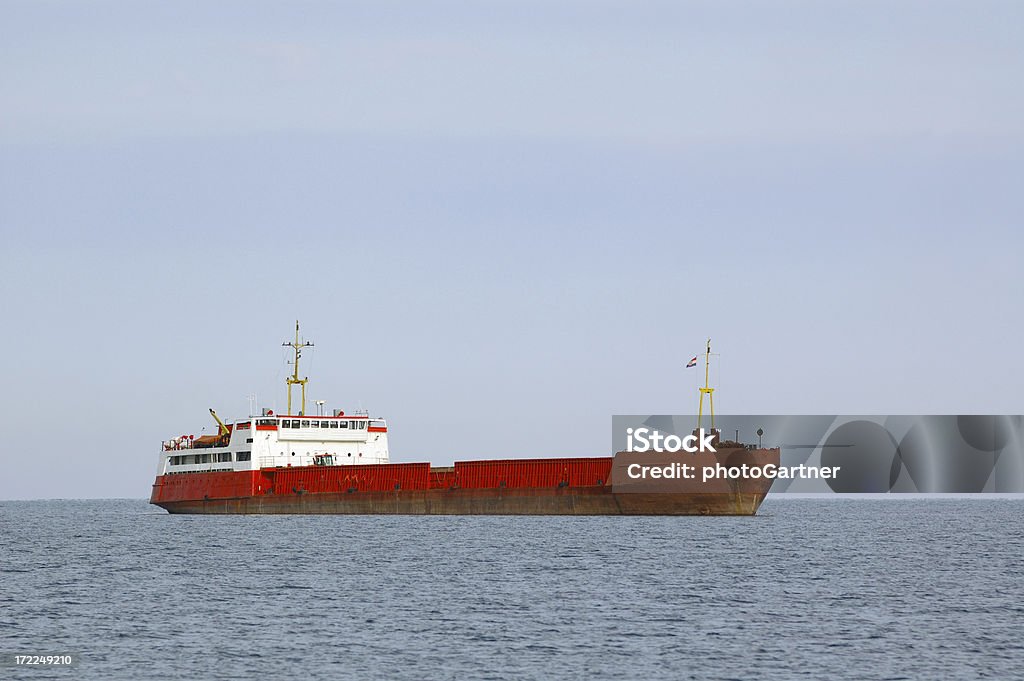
[150,450,779,516]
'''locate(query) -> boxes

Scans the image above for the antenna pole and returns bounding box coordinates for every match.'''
[697,338,715,430]
[282,320,314,415]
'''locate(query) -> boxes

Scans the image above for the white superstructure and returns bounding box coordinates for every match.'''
[158,413,390,476]
[156,322,389,476]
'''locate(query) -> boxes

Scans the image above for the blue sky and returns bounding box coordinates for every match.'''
[1,1,1022,499]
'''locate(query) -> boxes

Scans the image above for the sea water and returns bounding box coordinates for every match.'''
[1,498,1021,680]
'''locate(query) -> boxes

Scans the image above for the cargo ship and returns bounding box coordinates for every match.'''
[150,324,779,515]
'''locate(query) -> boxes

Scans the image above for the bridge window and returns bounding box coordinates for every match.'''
[237,451,251,462]
[282,420,291,428]
[311,420,319,428]
[301,420,310,428]
[217,452,232,462]
[339,421,348,429]
[290,420,299,428]
[329,421,338,428]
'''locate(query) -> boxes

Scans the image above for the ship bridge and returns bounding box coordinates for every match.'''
[157,322,389,477]
[159,412,390,476]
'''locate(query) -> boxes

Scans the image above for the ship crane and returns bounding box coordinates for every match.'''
[209,408,230,438]
[188,408,232,448]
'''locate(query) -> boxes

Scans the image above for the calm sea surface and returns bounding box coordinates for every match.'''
[1,498,1022,680]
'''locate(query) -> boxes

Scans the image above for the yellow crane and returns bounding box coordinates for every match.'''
[191,408,231,448]
[209,408,230,438]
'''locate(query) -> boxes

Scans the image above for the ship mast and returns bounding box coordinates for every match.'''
[283,320,314,415]
[697,338,715,431]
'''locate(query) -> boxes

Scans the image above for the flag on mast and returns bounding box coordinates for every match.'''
[686,356,698,368]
